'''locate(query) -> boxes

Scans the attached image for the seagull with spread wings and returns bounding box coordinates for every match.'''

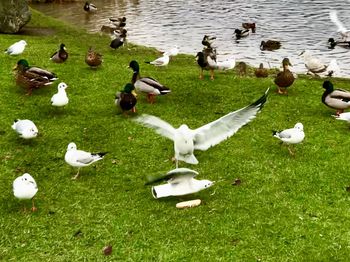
[135,89,268,167]
[329,10,350,41]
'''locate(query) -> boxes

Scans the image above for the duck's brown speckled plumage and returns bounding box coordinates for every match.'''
[274,58,295,94]
[85,47,103,68]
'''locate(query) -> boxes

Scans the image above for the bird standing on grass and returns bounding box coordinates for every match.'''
[13,173,38,212]
[274,58,295,94]
[51,82,69,107]
[322,80,350,116]
[273,123,305,156]
[13,59,57,95]
[115,83,137,114]
[5,40,27,55]
[134,89,268,167]
[12,119,38,139]
[145,54,170,67]
[129,60,171,103]
[146,168,213,199]
[50,43,68,63]
[65,142,107,179]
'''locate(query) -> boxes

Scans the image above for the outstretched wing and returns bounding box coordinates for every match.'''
[329,10,348,34]
[134,114,176,141]
[145,168,198,185]
[193,89,269,151]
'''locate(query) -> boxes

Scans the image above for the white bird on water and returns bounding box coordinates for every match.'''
[64,142,107,179]
[273,123,305,155]
[147,168,213,199]
[11,119,38,139]
[5,40,27,55]
[135,89,269,167]
[13,173,38,211]
[51,82,69,107]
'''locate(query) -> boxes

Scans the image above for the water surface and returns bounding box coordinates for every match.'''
[31,0,350,77]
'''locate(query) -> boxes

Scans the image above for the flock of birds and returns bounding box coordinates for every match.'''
[5,4,350,210]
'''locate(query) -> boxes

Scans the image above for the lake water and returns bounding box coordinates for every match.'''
[31,0,350,77]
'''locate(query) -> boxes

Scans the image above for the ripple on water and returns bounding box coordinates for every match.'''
[31,0,350,77]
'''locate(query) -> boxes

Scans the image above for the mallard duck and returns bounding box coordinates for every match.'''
[50,43,68,63]
[84,2,97,12]
[237,61,247,77]
[5,40,27,55]
[85,47,103,68]
[234,29,249,39]
[196,48,217,80]
[109,16,126,28]
[274,58,295,94]
[322,80,350,115]
[260,40,281,51]
[242,23,256,33]
[255,63,268,78]
[328,37,350,49]
[115,83,137,114]
[110,29,127,49]
[202,35,216,49]
[129,60,171,103]
[14,59,57,95]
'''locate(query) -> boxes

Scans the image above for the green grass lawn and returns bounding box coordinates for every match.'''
[1,9,350,261]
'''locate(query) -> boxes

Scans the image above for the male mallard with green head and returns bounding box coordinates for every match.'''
[322,80,350,115]
[85,47,103,68]
[50,43,68,63]
[129,60,171,103]
[274,58,295,94]
[115,83,137,114]
[14,59,57,95]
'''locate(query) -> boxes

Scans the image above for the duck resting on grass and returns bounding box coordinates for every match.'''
[146,168,213,199]
[134,89,269,168]
[129,60,171,103]
[14,59,57,95]
[274,58,295,94]
[260,40,281,51]
[299,50,339,77]
[255,63,269,78]
[115,83,137,114]
[50,43,68,63]
[322,80,350,116]
[64,142,107,180]
[13,173,38,212]
[273,123,305,156]
[85,46,103,68]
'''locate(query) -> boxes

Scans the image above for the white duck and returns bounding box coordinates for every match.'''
[64,142,107,179]
[299,50,338,76]
[208,55,236,70]
[5,40,27,55]
[11,119,38,139]
[13,173,38,211]
[147,168,213,199]
[51,82,69,107]
[145,54,170,67]
[135,89,268,167]
[273,123,305,155]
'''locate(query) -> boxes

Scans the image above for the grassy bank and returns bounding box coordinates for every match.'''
[1,9,350,261]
